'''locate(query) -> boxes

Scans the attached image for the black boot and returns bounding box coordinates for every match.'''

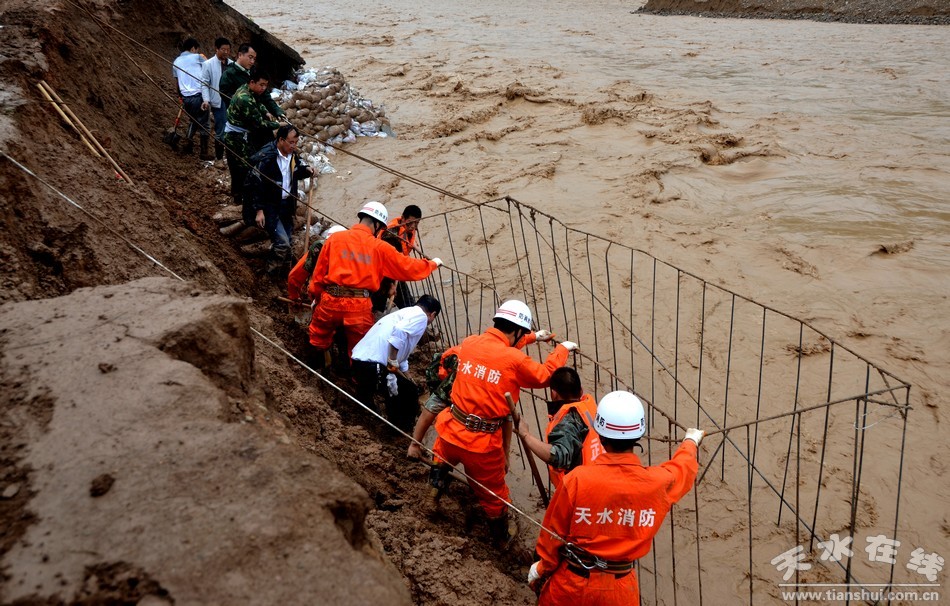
[428,463,453,504]
[199,135,214,160]
[180,137,194,155]
[214,141,225,162]
[305,345,326,372]
[487,512,518,550]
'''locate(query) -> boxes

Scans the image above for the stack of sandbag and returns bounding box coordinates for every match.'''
[279,67,393,176]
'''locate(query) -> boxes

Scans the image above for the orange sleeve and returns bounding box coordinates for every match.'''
[377,242,437,282]
[514,332,537,349]
[307,239,331,301]
[438,345,461,380]
[287,255,308,300]
[536,472,575,576]
[661,440,699,504]
[513,344,569,389]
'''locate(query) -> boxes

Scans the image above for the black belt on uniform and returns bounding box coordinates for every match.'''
[325,284,371,298]
[449,404,507,433]
[561,543,635,578]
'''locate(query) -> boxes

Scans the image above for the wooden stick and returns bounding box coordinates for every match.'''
[505,391,549,507]
[303,185,314,252]
[39,81,134,185]
[275,296,311,308]
[36,83,101,158]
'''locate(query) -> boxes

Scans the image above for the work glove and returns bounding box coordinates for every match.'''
[431,257,443,267]
[685,427,705,446]
[527,561,541,584]
[387,373,399,396]
[534,329,553,342]
[560,341,578,352]
[528,561,543,594]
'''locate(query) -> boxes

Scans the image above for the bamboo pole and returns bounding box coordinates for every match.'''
[36,83,101,158]
[38,81,134,185]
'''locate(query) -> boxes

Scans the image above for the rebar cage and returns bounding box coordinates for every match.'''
[401,196,912,605]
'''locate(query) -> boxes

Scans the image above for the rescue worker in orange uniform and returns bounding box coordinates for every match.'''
[379,204,421,256]
[306,201,442,367]
[379,204,422,308]
[428,300,577,548]
[527,391,704,604]
[406,328,554,460]
[515,366,602,492]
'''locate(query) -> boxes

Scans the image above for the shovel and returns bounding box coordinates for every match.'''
[163,105,183,148]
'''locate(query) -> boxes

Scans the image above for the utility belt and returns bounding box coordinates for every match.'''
[325,284,371,298]
[450,404,507,433]
[561,544,634,579]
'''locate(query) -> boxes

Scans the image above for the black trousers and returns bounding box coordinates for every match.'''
[351,360,420,432]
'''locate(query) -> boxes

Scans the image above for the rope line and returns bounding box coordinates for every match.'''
[2,151,567,546]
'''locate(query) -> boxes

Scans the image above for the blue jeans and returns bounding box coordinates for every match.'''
[269,211,293,267]
[182,94,209,139]
[210,105,227,141]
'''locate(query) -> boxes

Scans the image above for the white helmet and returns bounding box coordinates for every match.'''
[493,300,533,330]
[358,201,388,225]
[323,224,346,238]
[594,391,646,440]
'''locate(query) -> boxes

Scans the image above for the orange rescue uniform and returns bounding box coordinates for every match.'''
[432,328,568,517]
[286,253,310,301]
[308,223,437,354]
[545,393,602,491]
[379,216,417,256]
[535,441,698,605]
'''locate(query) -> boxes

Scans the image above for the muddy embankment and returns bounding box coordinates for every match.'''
[637,0,950,24]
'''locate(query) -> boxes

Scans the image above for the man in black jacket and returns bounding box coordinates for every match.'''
[244,124,314,276]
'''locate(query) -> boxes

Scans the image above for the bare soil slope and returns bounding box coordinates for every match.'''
[0,278,410,605]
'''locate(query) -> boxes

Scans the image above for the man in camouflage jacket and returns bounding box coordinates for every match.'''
[223,69,279,207]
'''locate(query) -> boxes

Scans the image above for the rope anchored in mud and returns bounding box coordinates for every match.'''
[2,151,570,547]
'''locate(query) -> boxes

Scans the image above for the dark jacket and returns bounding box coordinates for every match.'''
[243,141,311,226]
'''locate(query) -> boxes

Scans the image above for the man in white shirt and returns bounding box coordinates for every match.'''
[200,37,232,165]
[351,295,442,432]
[172,37,210,157]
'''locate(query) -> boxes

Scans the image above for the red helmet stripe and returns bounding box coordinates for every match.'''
[605,422,641,431]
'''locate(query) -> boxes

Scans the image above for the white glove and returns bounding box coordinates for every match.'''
[685,428,705,446]
[527,561,541,585]
[387,358,399,369]
[534,329,553,342]
[431,257,443,267]
[386,373,399,396]
[560,341,578,352]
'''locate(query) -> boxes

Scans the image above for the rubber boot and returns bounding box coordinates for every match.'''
[214,141,225,166]
[180,137,194,155]
[305,345,326,372]
[428,463,453,506]
[487,512,519,551]
[199,135,214,160]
